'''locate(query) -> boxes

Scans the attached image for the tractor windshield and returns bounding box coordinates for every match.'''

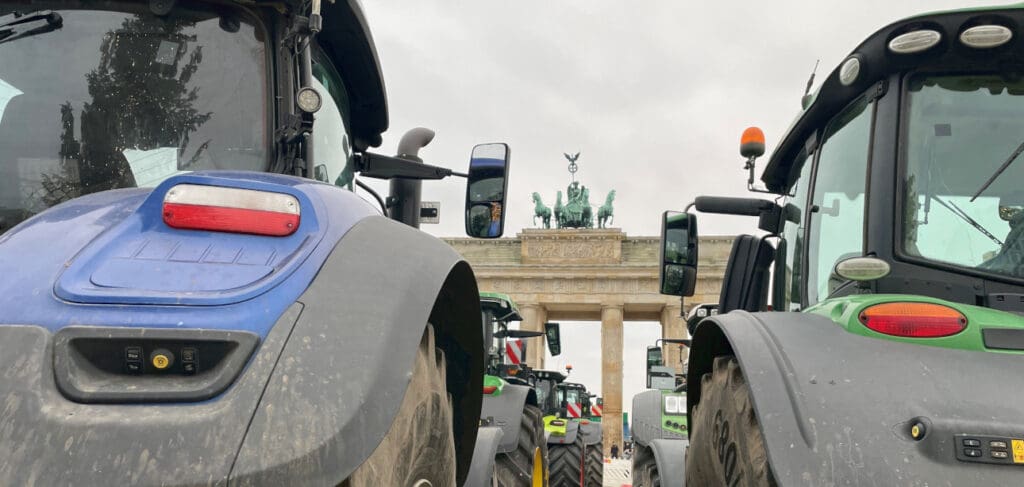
[0,3,267,231]
[903,74,1024,281]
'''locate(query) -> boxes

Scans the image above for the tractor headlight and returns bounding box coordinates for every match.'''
[664,395,681,414]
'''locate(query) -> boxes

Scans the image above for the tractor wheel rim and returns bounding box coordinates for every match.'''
[532,447,544,487]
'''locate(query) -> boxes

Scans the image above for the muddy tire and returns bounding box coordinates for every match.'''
[345,324,456,487]
[583,440,602,487]
[547,432,584,487]
[495,404,548,487]
[686,356,776,487]
[632,446,660,487]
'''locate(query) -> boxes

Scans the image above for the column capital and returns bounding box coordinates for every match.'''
[601,300,624,310]
[664,302,683,312]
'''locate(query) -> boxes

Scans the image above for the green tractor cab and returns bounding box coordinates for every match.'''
[660,5,1024,486]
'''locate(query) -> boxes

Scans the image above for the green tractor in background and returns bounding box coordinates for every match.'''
[630,339,690,487]
[657,4,1024,486]
[475,292,558,486]
[533,368,604,487]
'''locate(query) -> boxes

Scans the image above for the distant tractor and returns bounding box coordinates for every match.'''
[474,292,557,486]
[630,339,690,487]
[533,369,604,487]
[658,5,1024,486]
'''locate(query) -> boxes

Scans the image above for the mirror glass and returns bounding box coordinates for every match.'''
[465,143,510,238]
[659,211,698,296]
[545,322,562,356]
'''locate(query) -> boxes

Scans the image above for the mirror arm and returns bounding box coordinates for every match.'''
[354,152,454,180]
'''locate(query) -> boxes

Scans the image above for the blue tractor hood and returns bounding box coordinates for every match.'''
[0,171,377,339]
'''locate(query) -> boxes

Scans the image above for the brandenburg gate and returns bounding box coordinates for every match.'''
[445,228,732,454]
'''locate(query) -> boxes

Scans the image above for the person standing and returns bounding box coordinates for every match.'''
[610,444,619,459]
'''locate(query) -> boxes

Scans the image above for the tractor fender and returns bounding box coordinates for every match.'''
[481,382,538,454]
[578,419,603,446]
[464,426,504,487]
[548,418,581,445]
[688,310,1024,487]
[230,216,484,486]
[648,438,688,487]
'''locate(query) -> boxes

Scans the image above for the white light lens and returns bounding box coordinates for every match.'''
[834,256,891,282]
[889,30,942,54]
[960,25,1012,48]
[697,308,707,317]
[839,57,860,86]
[664,395,680,413]
[165,184,300,215]
[296,87,322,113]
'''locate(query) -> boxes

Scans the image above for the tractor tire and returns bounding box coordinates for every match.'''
[632,446,661,487]
[495,404,548,487]
[686,356,776,487]
[583,440,602,487]
[547,433,584,487]
[345,324,457,487]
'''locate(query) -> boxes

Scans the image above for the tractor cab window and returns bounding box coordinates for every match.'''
[0,5,268,232]
[903,74,1024,281]
[311,51,355,189]
[806,95,873,305]
[535,380,553,410]
[780,143,813,310]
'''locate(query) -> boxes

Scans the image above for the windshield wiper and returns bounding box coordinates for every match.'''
[0,11,63,46]
[971,138,1024,202]
[932,195,1003,247]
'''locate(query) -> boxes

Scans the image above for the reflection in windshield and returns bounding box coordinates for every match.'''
[0,6,266,231]
[904,75,1024,278]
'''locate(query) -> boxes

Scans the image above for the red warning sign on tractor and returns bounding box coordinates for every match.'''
[590,404,603,417]
[567,402,583,418]
[506,339,525,365]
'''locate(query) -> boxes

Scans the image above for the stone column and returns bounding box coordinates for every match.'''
[518,302,546,369]
[601,302,624,458]
[661,303,688,376]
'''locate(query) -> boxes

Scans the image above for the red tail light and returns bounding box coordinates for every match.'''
[482,385,498,394]
[858,302,967,338]
[162,184,300,236]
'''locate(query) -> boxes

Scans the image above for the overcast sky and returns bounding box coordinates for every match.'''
[358,0,1003,418]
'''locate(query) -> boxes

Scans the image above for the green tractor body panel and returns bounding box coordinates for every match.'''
[807,294,1024,354]
[482,374,506,397]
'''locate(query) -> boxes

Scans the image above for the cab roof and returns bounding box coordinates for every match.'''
[479,291,522,320]
[760,4,1024,193]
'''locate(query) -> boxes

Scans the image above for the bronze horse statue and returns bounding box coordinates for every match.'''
[598,189,615,228]
[531,192,551,229]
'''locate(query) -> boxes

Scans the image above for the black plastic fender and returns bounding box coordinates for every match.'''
[465,426,504,487]
[230,216,484,486]
[688,310,1024,486]
[481,383,538,454]
[578,419,603,447]
[548,418,581,445]
[648,438,687,487]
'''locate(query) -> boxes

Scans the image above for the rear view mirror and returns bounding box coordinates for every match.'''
[659,211,698,296]
[545,322,562,356]
[465,143,511,238]
[645,345,663,388]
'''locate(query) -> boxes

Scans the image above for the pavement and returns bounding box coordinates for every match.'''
[603,457,631,487]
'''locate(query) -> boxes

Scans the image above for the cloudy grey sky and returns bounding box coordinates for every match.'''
[357,0,1002,417]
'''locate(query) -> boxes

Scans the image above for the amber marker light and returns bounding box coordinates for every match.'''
[740,127,766,159]
[859,302,967,338]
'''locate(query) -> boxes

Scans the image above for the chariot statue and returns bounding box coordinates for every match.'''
[531,152,616,229]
